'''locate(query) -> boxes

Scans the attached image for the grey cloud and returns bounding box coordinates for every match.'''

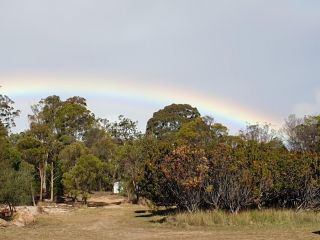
[0,0,319,131]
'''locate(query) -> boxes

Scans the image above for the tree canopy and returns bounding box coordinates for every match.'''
[2,94,320,215]
[146,104,200,139]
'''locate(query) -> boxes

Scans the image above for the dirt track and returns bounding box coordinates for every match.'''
[0,193,319,240]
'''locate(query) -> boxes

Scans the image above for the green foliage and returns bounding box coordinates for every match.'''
[146,104,200,139]
[0,101,33,211]
[55,98,95,140]
[59,142,90,172]
[29,95,62,130]
[3,93,320,214]
[101,115,140,144]
[117,138,145,202]
[63,154,106,202]
[84,127,116,162]
[17,136,46,165]
[175,117,212,147]
[0,160,34,214]
[284,114,320,152]
[138,135,175,207]
[0,93,20,129]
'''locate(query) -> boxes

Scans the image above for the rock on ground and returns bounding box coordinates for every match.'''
[12,210,35,227]
[0,218,10,227]
[16,206,43,216]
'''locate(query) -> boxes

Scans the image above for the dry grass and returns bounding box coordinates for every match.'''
[1,202,320,240]
[169,209,320,228]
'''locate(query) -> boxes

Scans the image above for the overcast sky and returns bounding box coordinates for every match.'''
[0,0,319,133]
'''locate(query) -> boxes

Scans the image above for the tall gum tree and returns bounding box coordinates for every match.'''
[146,104,200,139]
[0,90,20,130]
[17,136,46,201]
[28,96,63,201]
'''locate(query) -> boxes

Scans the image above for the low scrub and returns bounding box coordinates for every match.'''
[168,209,320,227]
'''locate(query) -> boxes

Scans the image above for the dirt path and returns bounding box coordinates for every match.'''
[1,194,319,240]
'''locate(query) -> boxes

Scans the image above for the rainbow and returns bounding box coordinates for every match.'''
[0,74,280,130]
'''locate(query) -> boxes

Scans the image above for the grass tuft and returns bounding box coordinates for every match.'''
[168,209,320,227]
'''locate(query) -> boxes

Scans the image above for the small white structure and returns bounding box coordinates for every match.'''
[113,182,121,194]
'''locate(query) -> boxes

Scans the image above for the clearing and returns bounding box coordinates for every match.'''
[1,193,319,240]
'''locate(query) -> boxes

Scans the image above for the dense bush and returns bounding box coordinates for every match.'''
[2,94,320,215]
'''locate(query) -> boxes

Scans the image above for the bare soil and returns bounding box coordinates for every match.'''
[1,193,319,240]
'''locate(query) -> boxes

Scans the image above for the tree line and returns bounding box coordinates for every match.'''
[1,93,320,214]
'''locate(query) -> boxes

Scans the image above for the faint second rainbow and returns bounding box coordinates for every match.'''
[0,74,280,128]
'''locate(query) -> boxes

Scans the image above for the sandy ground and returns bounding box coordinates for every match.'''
[1,193,319,240]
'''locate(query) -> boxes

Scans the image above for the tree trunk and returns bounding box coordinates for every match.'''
[8,203,13,217]
[39,166,44,202]
[43,158,47,196]
[31,183,36,206]
[50,161,54,202]
[99,178,102,191]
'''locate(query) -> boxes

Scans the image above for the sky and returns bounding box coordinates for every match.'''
[0,0,319,133]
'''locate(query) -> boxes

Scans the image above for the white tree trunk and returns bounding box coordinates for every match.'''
[31,183,36,206]
[43,159,47,195]
[50,161,54,202]
[39,167,43,202]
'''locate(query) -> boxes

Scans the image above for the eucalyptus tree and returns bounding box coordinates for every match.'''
[63,154,105,203]
[27,95,96,201]
[284,114,320,152]
[17,136,46,201]
[0,160,34,215]
[146,104,200,139]
[28,95,63,201]
[29,95,62,131]
[0,92,34,210]
[83,126,117,161]
[175,117,212,147]
[0,92,20,130]
[117,138,146,202]
[59,141,90,173]
[55,97,95,141]
[99,115,141,145]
